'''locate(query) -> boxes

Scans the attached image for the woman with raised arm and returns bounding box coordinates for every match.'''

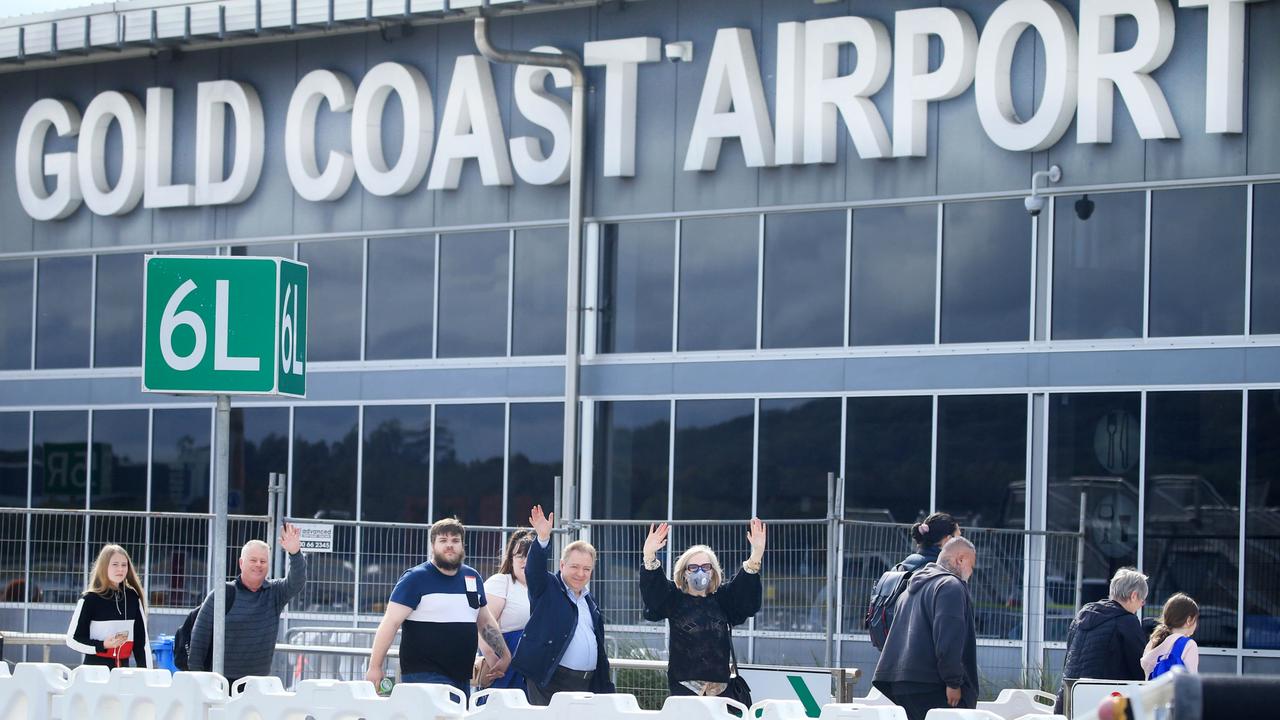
[639,519,766,704]
[66,544,151,668]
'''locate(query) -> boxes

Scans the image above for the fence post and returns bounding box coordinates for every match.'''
[1075,492,1086,615]
[553,474,563,558]
[825,471,837,668]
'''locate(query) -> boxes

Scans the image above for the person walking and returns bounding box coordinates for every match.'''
[872,537,979,720]
[188,523,306,683]
[512,505,615,704]
[638,519,765,702]
[478,529,535,693]
[1141,593,1200,679]
[866,513,961,649]
[1054,568,1149,713]
[366,518,509,700]
[66,544,151,668]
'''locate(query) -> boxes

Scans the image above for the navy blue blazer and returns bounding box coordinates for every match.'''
[511,537,615,692]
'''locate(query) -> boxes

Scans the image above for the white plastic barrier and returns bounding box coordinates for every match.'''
[923,710,1003,720]
[656,696,750,720]
[61,666,175,720]
[0,663,71,720]
[471,687,543,715]
[753,699,811,720]
[1068,680,1146,720]
[159,672,229,720]
[224,677,468,720]
[975,689,1058,720]
[849,687,897,706]
[817,703,909,720]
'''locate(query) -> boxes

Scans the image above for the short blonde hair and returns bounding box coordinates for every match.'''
[673,545,723,594]
[1109,567,1149,603]
[560,540,597,563]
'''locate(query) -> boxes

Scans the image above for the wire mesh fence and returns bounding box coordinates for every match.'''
[0,506,1086,697]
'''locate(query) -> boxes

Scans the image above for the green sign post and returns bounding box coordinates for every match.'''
[142,255,308,396]
[141,255,307,675]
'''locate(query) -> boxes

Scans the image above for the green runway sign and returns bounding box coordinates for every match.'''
[142,256,308,397]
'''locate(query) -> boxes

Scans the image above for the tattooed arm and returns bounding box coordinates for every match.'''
[476,606,511,682]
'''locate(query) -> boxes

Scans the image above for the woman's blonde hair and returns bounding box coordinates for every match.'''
[673,545,724,594]
[1147,592,1199,651]
[87,544,146,609]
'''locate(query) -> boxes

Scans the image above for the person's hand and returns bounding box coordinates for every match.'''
[366,665,385,687]
[529,505,554,543]
[946,686,962,707]
[643,523,669,563]
[103,632,126,649]
[280,522,302,555]
[483,655,508,685]
[747,518,767,561]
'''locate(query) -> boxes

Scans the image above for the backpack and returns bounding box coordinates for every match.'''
[864,556,927,650]
[173,582,236,671]
[1147,635,1191,680]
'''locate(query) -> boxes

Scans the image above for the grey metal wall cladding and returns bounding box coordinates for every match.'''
[4,348,1278,408]
[3,0,1277,247]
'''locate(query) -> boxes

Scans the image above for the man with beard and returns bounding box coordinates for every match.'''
[366,518,510,699]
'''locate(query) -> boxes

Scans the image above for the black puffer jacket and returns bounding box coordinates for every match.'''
[1055,599,1146,710]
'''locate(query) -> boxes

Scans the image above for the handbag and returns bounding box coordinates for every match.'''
[721,623,753,708]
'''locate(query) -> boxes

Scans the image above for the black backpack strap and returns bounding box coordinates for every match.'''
[224,581,237,613]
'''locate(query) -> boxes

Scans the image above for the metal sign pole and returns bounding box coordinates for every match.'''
[212,394,230,676]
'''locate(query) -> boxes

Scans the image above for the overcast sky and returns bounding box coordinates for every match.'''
[1,1,112,20]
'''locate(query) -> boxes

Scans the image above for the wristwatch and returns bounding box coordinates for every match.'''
[643,557,661,571]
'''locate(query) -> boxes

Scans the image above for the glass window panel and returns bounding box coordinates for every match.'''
[0,260,32,370]
[678,216,758,351]
[92,253,143,367]
[845,396,932,524]
[438,232,509,358]
[1245,390,1280,649]
[937,396,1028,641]
[366,235,434,360]
[673,399,753,520]
[1150,186,1247,337]
[299,240,363,361]
[762,211,844,349]
[508,403,563,526]
[1144,391,1241,648]
[1052,193,1146,340]
[1045,393,1142,641]
[936,395,1028,529]
[757,398,840,519]
[592,401,669,520]
[0,413,29,507]
[229,407,288,515]
[513,228,567,356]
[35,256,91,369]
[941,200,1031,343]
[32,411,87,509]
[90,410,147,511]
[292,406,358,520]
[362,405,431,523]
[151,408,211,513]
[229,242,294,258]
[850,206,937,346]
[1252,184,1280,335]
[598,222,674,354]
[433,404,504,526]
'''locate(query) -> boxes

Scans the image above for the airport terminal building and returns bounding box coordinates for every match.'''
[0,0,1277,689]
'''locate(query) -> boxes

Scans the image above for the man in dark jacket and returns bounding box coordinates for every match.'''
[1054,568,1148,713]
[873,537,978,720]
[514,505,615,704]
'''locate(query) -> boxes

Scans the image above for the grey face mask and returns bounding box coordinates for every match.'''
[689,569,712,592]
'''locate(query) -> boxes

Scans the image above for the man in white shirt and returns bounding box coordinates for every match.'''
[512,505,615,704]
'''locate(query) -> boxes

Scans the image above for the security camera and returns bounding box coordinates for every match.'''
[1024,195,1046,217]
[665,41,693,63]
[1024,164,1062,219]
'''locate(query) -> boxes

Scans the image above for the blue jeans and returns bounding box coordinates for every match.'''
[400,671,470,701]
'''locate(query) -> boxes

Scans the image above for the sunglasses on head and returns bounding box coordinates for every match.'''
[685,563,714,574]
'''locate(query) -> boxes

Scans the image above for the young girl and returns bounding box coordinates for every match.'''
[1141,593,1199,679]
[66,544,152,668]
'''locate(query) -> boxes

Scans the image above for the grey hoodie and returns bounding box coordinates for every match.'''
[872,562,978,707]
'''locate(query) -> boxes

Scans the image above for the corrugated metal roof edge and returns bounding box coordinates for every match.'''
[0,0,603,73]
